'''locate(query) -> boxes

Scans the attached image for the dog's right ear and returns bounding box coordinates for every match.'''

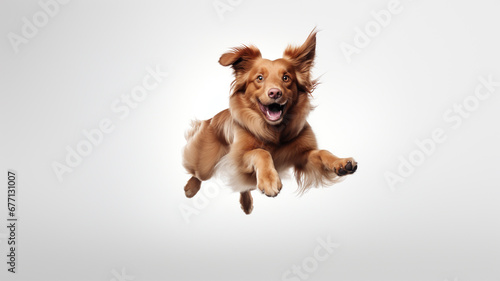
[219,45,261,75]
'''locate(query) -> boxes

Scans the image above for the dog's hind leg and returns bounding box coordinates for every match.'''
[183,110,232,199]
[184,176,201,198]
[240,190,253,214]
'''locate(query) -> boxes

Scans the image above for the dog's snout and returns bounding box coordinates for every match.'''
[268,88,282,99]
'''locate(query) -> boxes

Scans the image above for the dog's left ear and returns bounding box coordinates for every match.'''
[283,28,318,93]
[283,28,317,72]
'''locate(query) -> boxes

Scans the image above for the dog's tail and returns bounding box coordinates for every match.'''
[184,119,202,141]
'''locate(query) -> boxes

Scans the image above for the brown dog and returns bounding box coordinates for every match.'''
[182,29,357,214]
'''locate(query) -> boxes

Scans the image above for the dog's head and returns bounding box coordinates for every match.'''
[219,29,318,141]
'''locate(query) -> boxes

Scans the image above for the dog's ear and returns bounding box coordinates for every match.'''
[219,45,261,75]
[219,45,261,94]
[283,28,318,94]
[283,28,317,72]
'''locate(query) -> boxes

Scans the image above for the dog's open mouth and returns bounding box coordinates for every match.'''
[258,100,287,122]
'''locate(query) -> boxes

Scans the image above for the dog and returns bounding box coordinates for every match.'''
[182,29,357,214]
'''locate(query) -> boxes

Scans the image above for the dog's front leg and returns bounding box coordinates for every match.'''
[241,149,282,197]
[307,150,357,176]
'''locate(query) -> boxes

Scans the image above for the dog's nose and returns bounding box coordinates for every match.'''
[268,88,282,99]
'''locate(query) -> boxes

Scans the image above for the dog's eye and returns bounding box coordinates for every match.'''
[282,74,290,82]
[257,75,264,82]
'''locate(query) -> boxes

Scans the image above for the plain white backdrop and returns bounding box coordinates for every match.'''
[1,0,499,280]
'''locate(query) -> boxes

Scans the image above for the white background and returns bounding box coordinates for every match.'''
[1,0,499,280]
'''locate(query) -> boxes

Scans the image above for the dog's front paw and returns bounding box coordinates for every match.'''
[257,169,282,197]
[327,157,358,176]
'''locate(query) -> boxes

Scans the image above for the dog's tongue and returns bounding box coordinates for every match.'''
[266,107,282,121]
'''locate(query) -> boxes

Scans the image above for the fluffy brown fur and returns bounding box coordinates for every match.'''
[182,29,357,214]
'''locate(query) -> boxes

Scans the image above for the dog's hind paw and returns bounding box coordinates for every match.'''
[240,191,254,214]
[184,176,201,198]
